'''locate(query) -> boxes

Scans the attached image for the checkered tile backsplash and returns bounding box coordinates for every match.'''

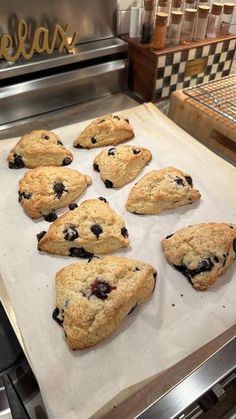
[155,39,236,99]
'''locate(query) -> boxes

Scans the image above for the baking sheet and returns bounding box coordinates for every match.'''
[0,103,236,419]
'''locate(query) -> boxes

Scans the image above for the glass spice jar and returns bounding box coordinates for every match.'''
[198,0,210,7]
[157,0,171,27]
[206,2,223,38]
[169,11,183,45]
[152,12,169,49]
[171,0,183,12]
[157,0,170,15]
[141,0,157,43]
[193,5,210,40]
[219,3,235,36]
[185,0,197,9]
[180,8,197,43]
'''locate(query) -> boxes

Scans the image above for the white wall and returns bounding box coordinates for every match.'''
[117,0,236,35]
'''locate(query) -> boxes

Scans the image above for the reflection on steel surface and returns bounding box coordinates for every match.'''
[137,338,236,419]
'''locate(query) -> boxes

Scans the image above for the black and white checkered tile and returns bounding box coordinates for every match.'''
[155,38,236,99]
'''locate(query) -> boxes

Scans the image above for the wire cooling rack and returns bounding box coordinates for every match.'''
[184,75,236,126]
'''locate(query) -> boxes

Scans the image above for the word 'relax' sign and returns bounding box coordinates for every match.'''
[0,20,77,62]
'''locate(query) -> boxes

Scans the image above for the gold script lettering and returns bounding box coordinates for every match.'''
[0,19,77,62]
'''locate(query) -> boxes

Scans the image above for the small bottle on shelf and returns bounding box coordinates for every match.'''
[219,3,235,36]
[198,0,210,7]
[141,0,157,43]
[185,0,197,9]
[180,8,197,44]
[206,3,223,38]
[171,0,183,12]
[152,12,169,49]
[157,0,169,15]
[193,5,210,40]
[169,11,183,45]
[157,0,171,27]
[129,0,142,38]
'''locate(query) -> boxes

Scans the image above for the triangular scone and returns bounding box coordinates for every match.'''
[93,145,152,188]
[162,223,236,290]
[7,130,73,169]
[19,167,92,220]
[126,167,201,214]
[73,114,134,149]
[53,256,157,349]
[37,198,130,257]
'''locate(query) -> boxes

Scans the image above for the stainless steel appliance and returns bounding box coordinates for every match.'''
[0,0,129,130]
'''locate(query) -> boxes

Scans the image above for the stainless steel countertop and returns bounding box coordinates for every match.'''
[0,92,140,140]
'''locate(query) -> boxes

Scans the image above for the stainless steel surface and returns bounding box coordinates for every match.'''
[0,0,116,45]
[0,59,128,126]
[0,38,128,80]
[222,406,236,419]
[184,75,236,125]
[137,338,236,419]
[0,92,140,139]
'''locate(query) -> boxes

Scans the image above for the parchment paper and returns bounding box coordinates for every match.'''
[0,103,236,419]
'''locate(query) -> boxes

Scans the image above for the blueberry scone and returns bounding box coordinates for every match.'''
[19,167,92,221]
[73,114,134,149]
[93,145,152,188]
[37,198,130,257]
[126,167,201,214]
[53,256,157,349]
[7,130,73,169]
[162,223,236,290]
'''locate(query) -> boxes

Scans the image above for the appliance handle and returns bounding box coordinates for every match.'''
[3,374,31,419]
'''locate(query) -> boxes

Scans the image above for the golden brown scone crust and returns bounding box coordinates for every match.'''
[38,198,130,256]
[93,145,152,188]
[19,167,92,219]
[7,130,73,169]
[54,256,157,349]
[161,223,236,290]
[73,114,134,149]
[126,167,201,214]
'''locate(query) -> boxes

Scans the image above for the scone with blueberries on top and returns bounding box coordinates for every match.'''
[18,166,91,221]
[93,144,152,188]
[37,198,130,257]
[126,167,201,214]
[73,114,134,149]
[162,223,236,290]
[7,129,73,169]
[53,255,157,349]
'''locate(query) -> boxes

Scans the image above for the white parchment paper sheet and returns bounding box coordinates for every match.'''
[0,103,236,419]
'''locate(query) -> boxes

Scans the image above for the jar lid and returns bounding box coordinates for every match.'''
[211,2,223,14]
[198,5,210,16]
[184,8,197,20]
[223,2,235,14]
[156,12,169,25]
[158,0,168,6]
[171,11,183,23]
[172,0,182,7]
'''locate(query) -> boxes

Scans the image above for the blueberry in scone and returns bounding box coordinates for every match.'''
[53,256,157,349]
[73,114,134,149]
[37,198,130,257]
[18,166,92,219]
[93,145,152,188]
[126,167,201,214]
[162,223,236,290]
[7,130,73,169]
